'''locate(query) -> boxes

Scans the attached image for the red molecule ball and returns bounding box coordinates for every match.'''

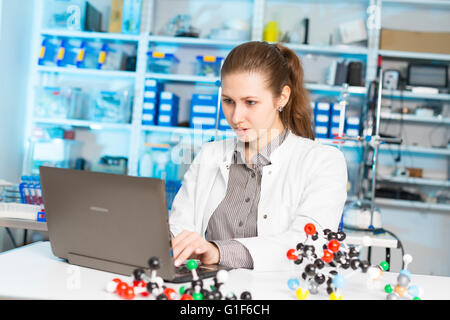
[321,249,334,263]
[327,239,341,253]
[164,288,177,300]
[116,282,129,296]
[304,223,316,236]
[122,286,136,300]
[286,249,298,260]
[181,294,193,300]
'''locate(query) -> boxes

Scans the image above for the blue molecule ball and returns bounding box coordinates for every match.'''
[287,278,300,291]
[407,285,420,298]
[399,269,411,279]
[332,274,346,289]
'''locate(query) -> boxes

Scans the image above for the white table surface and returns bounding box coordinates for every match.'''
[0,241,448,300]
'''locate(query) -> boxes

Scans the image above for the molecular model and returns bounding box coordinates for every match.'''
[383,254,422,300]
[286,223,390,300]
[105,256,252,300]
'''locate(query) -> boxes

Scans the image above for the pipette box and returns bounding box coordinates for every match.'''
[147,52,179,74]
[195,55,224,77]
[157,92,179,126]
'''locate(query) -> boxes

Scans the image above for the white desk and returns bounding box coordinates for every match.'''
[0,241,449,300]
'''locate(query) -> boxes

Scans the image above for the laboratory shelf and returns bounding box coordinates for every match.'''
[378,49,450,62]
[382,0,450,7]
[305,83,367,96]
[33,118,132,130]
[145,73,220,84]
[316,138,362,148]
[40,29,141,42]
[148,35,243,48]
[379,144,450,156]
[141,124,235,138]
[375,197,450,212]
[284,42,368,56]
[380,113,450,125]
[382,89,450,101]
[377,176,450,188]
[37,66,137,78]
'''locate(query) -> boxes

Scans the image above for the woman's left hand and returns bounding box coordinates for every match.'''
[171,230,220,267]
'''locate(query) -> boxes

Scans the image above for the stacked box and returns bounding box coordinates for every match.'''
[142,79,164,125]
[330,102,344,138]
[218,106,232,131]
[345,116,361,137]
[157,92,179,127]
[314,101,331,139]
[190,94,218,130]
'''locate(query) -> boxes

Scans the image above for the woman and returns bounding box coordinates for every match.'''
[169,41,348,272]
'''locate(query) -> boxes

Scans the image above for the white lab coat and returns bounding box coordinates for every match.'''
[169,130,348,271]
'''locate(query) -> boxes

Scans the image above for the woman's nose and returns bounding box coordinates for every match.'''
[231,103,246,125]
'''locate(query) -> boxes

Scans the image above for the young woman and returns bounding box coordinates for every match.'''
[169,41,348,272]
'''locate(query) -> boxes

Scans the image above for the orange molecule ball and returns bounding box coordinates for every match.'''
[394,285,407,297]
[286,249,298,260]
[327,239,340,253]
[304,223,316,236]
[321,249,334,263]
[164,288,177,300]
[122,286,136,300]
[181,294,194,300]
[116,282,129,296]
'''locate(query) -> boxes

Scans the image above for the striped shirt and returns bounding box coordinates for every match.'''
[207,128,288,269]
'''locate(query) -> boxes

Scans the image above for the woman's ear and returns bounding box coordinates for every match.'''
[277,85,291,109]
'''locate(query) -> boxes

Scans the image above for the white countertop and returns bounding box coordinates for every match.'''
[0,242,449,300]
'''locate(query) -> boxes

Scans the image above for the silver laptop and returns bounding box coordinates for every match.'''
[39,166,227,283]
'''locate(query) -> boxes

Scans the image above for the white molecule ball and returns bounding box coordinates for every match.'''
[403,254,413,265]
[105,280,118,293]
[216,270,229,283]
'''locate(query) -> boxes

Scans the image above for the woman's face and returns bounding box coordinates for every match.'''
[221,71,290,143]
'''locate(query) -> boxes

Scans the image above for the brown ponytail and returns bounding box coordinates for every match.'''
[221,41,314,140]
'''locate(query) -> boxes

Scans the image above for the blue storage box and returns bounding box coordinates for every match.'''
[315,102,331,116]
[218,107,231,131]
[190,94,219,129]
[196,55,224,77]
[144,79,165,92]
[345,117,360,137]
[142,111,156,126]
[315,125,329,139]
[147,51,179,74]
[157,92,179,126]
[190,116,217,129]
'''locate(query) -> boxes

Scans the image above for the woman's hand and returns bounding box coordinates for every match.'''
[171,230,220,267]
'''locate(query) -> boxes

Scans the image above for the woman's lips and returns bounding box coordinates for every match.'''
[235,128,249,135]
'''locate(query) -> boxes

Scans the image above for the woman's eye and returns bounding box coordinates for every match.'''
[222,99,234,104]
[246,100,257,106]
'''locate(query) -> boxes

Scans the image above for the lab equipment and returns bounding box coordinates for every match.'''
[195,56,224,77]
[38,37,59,66]
[88,89,132,123]
[147,51,179,74]
[91,156,128,175]
[43,0,86,30]
[122,0,142,35]
[28,139,82,175]
[34,86,86,119]
[161,14,199,38]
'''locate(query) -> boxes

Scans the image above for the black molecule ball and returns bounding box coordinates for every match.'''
[148,256,160,270]
[240,291,252,300]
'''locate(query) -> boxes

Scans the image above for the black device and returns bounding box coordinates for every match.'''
[407,63,448,89]
[347,61,363,86]
[334,61,348,86]
[84,2,102,32]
